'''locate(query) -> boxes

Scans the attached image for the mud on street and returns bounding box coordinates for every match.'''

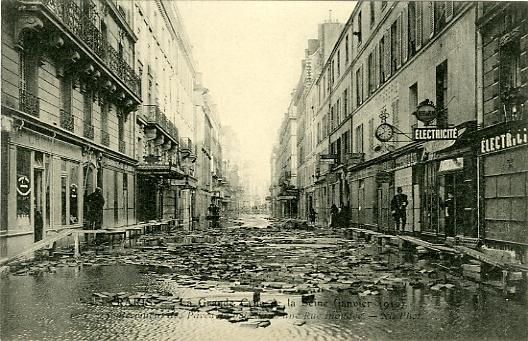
[1,214,527,341]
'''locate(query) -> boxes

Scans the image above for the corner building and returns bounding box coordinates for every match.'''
[1,0,141,257]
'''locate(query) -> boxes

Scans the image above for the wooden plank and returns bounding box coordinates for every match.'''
[1,229,73,265]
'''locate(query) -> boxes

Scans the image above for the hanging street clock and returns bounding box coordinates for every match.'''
[375,123,394,142]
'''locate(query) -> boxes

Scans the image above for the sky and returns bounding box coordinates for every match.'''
[176,1,357,196]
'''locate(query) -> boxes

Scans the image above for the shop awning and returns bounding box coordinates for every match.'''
[137,164,186,179]
[278,195,297,200]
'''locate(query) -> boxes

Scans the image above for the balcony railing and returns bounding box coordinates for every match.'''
[143,105,179,141]
[19,89,39,117]
[41,0,140,97]
[101,130,110,146]
[60,109,74,132]
[83,121,94,139]
[119,140,126,153]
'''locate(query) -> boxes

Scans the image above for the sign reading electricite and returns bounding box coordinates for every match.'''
[480,126,528,154]
[414,128,458,141]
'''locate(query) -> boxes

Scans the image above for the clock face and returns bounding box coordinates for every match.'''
[375,123,394,142]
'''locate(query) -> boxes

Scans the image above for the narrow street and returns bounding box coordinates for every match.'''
[1,214,527,341]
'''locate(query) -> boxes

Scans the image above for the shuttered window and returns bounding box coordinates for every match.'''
[402,5,409,64]
[385,29,391,80]
[416,2,423,50]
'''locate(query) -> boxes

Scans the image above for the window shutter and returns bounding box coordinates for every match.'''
[385,29,391,80]
[402,6,409,63]
[416,2,423,50]
[396,15,402,69]
[445,1,453,22]
[429,2,435,38]
[374,42,380,89]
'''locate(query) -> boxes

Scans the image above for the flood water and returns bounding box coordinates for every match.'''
[1,215,527,341]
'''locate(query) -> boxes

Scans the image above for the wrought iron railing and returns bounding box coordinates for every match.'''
[144,105,179,141]
[101,130,110,146]
[60,109,74,132]
[41,0,140,96]
[83,121,94,139]
[119,140,126,153]
[19,89,40,117]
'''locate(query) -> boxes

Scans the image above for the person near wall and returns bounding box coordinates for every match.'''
[86,187,105,230]
[391,187,408,234]
[330,204,339,228]
[309,207,317,224]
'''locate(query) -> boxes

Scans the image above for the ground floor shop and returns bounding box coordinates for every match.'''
[479,122,528,263]
[0,127,136,259]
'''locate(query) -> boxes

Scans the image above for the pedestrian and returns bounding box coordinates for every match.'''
[391,187,408,234]
[86,187,105,230]
[330,204,339,228]
[309,207,317,224]
[340,204,351,229]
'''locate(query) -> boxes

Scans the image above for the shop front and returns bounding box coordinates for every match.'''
[419,143,478,242]
[479,122,528,261]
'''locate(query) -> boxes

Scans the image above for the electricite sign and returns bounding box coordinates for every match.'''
[413,128,458,141]
[480,126,528,154]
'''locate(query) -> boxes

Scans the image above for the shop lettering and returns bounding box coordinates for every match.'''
[480,128,528,154]
[414,128,458,141]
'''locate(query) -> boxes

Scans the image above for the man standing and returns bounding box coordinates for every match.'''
[391,187,408,234]
[86,187,105,230]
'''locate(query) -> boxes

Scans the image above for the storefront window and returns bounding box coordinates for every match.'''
[70,164,79,224]
[16,147,31,226]
[61,160,67,225]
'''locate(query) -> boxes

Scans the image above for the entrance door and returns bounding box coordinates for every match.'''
[377,182,392,232]
[440,172,464,237]
[33,169,43,242]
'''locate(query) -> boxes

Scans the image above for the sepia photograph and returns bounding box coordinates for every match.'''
[1,1,527,340]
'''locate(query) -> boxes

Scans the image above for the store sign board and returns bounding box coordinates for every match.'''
[414,128,458,141]
[480,126,528,154]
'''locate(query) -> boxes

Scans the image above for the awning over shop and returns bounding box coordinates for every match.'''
[278,195,297,200]
[137,164,186,179]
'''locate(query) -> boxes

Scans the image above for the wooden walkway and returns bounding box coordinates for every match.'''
[0,229,73,266]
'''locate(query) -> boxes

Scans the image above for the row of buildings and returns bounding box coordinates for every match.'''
[1,0,244,259]
[271,2,528,264]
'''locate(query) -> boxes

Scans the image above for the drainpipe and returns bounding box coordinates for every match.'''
[476,25,483,241]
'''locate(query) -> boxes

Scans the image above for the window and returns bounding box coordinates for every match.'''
[500,36,524,122]
[408,2,417,57]
[19,50,39,116]
[367,53,374,95]
[370,2,375,27]
[409,83,418,128]
[317,122,321,143]
[343,131,350,154]
[345,34,349,64]
[336,99,341,126]
[355,124,364,153]
[343,88,349,117]
[436,60,448,128]
[357,11,363,46]
[391,21,398,74]
[16,147,31,223]
[379,37,385,83]
[337,50,340,77]
[356,67,363,106]
[83,90,93,125]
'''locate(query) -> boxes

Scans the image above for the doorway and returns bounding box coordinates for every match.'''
[439,172,465,237]
[33,169,43,242]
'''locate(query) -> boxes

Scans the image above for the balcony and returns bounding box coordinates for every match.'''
[83,121,94,140]
[143,105,179,142]
[19,0,140,98]
[19,89,39,117]
[101,130,110,146]
[60,109,74,132]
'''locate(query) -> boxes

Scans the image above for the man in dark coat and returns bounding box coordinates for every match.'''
[391,187,408,234]
[86,187,105,230]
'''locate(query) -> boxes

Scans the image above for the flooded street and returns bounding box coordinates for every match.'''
[1,214,527,341]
